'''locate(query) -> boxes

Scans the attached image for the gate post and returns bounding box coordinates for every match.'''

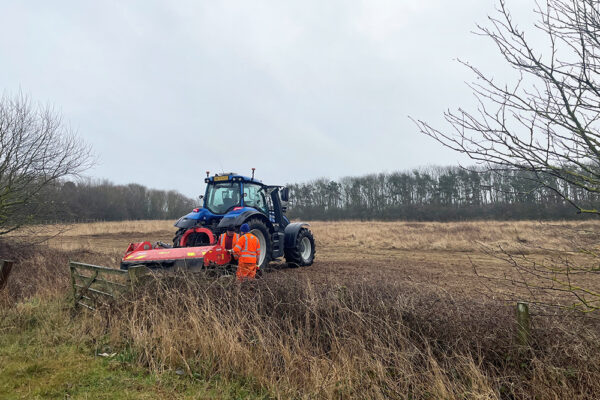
[0,260,14,290]
[516,301,531,346]
[128,266,148,292]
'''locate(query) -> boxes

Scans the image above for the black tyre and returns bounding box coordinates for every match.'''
[285,228,315,266]
[173,228,186,247]
[245,218,272,269]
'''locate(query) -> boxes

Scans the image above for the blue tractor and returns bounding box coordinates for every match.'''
[171,171,315,269]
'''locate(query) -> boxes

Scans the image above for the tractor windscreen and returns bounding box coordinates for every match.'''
[204,181,241,214]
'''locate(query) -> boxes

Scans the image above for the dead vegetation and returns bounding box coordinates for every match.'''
[3,220,600,398]
[21,219,600,254]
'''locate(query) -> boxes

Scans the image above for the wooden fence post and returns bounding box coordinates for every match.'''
[516,301,530,346]
[69,262,78,308]
[0,260,14,290]
[128,266,148,292]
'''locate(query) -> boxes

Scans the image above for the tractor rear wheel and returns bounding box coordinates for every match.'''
[285,228,315,266]
[173,228,186,247]
[246,218,272,269]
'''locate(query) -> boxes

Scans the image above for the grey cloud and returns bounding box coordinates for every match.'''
[0,0,536,197]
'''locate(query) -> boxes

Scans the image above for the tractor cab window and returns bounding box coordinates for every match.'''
[243,183,268,214]
[205,182,241,214]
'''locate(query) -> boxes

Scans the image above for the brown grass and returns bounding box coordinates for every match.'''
[22,219,600,254]
[3,220,600,399]
[98,273,599,399]
[313,219,600,253]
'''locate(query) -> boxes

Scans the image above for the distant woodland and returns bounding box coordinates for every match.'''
[286,166,598,221]
[38,166,599,223]
[42,180,196,222]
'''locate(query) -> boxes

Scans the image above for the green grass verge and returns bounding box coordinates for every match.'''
[0,298,268,400]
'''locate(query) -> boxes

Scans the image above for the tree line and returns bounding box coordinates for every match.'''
[41,179,197,222]
[45,166,599,223]
[18,166,600,224]
[285,166,600,221]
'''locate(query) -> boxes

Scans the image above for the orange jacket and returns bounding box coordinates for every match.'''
[218,232,240,250]
[233,233,261,265]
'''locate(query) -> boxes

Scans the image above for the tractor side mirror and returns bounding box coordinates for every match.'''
[280,187,289,202]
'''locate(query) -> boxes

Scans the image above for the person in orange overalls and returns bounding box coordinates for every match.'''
[232,223,261,281]
[217,226,239,250]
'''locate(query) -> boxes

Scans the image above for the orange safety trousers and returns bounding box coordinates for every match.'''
[236,262,258,281]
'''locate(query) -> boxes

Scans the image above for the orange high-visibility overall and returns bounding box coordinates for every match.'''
[218,232,240,250]
[232,233,261,281]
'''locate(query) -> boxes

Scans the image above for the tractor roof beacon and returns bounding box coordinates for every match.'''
[120,170,316,270]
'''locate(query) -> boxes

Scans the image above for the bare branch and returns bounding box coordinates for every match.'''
[0,92,93,234]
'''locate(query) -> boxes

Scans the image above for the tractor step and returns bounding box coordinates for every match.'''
[271,232,284,258]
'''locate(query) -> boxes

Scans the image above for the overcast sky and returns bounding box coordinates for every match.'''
[0,0,535,197]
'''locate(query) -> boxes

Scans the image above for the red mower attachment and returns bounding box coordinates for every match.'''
[124,241,154,256]
[121,228,222,270]
[121,238,235,270]
[202,245,232,267]
[121,242,214,270]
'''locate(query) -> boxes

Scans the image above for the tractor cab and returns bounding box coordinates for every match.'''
[202,173,271,216]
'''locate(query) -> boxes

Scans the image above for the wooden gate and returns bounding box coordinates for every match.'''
[69,262,147,310]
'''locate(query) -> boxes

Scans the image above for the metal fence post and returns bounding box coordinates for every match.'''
[516,301,530,346]
[0,260,14,290]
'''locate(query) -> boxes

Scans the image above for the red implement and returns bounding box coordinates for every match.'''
[121,244,215,269]
[202,245,232,267]
[124,241,154,255]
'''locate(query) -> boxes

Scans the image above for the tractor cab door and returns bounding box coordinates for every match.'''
[242,182,269,215]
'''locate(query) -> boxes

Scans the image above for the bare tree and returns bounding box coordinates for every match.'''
[0,93,92,235]
[413,0,600,312]
[414,0,600,215]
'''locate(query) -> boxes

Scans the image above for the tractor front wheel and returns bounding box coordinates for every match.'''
[285,228,315,267]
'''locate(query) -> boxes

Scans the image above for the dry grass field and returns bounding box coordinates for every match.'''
[30,219,600,301]
[3,220,600,399]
